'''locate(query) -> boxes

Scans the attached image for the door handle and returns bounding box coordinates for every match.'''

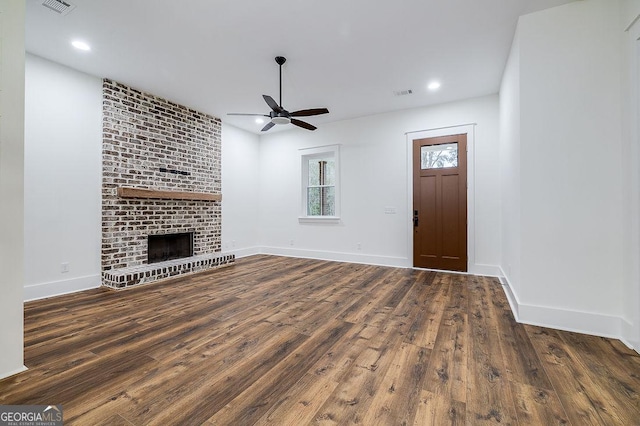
[413,211,419,227]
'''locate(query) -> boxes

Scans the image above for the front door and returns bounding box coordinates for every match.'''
[413,134,467,271]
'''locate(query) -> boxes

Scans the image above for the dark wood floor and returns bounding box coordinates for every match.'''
[1,255,639,425]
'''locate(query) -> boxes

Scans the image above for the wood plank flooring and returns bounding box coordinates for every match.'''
[1,255,639,425]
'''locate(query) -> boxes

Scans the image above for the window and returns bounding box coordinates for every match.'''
[307,158,335,215]
[300,145,340,223]
[420,143,458,169]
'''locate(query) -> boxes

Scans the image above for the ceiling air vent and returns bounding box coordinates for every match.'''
[42,0,76,16]
[393,89,413,97]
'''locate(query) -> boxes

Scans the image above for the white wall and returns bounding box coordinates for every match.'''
[500,0,629,341]
[0,0,26,379]
[24,54,103,300]
[621,0,640,349]
[257,95,501,271]
[499,28,522,309]
[221,124,261,256]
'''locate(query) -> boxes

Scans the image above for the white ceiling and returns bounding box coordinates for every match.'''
[26,0,576,134]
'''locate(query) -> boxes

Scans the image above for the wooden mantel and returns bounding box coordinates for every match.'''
[117,187,222,202]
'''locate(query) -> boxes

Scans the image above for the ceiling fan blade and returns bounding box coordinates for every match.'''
[227,113,269,117]
[291,119,317,131]
[263,95,281,112]
[290,108,329,117]
[261,121,276,132]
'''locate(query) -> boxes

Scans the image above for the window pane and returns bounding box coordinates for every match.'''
[421,143,458,169]
[308,158,335,186]
[308,159,320,186]
[307,186,335,216]
[323,161,335,186]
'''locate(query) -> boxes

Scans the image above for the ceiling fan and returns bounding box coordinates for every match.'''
[228,56,329,132]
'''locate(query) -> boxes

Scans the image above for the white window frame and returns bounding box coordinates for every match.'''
[298,145,340,224]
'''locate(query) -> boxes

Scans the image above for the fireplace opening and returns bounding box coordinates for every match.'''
[148,232,193,264]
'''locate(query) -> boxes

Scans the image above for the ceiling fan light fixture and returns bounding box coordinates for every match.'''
[271,116,291,125]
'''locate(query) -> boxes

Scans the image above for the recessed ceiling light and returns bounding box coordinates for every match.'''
[71,40,91,51]
[255,118,265,124]
[427,81,441,91]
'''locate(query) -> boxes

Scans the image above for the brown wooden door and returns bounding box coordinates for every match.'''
[413,134,467,271]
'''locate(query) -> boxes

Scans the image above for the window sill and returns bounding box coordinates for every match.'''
[298,216,341,224]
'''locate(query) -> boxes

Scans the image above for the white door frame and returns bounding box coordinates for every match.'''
[406,123,491,276]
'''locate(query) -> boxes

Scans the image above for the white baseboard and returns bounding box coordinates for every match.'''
[516,303,624,340]
[24,274,101,302]
[498,270,520,320]
[260,246,410,268]
[236,246,502,275]
[621,318,640,353]
[498,267,635,348]
[468,263,501,277]
[224,247,262,259]
[0,365,27,381]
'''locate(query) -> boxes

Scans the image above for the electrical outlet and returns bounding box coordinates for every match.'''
[61,262,70,273]
[232,240,236,248]
[290,239,294,246]
[357,242,362,250]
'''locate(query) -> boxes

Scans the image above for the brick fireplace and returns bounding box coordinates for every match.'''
[101,79,233,289]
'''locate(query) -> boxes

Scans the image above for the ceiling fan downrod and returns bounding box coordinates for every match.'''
[275,56,286,107]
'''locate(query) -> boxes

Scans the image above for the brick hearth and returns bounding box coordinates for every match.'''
[102,253,235,289]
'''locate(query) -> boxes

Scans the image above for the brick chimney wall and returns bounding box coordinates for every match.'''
[101,79,222,275]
